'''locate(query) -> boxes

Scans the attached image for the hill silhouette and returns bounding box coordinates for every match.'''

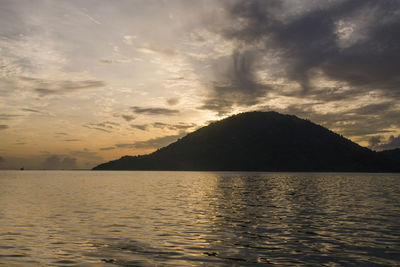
[378,148,400,163]
[93,111,399,172]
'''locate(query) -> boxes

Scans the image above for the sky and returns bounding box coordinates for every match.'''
[0,0,399,169]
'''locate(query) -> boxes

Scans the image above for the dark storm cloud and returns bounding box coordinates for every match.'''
[200,51,270,116]
[226,0,399,91]
[202,0,400,114]
[42,155,77,170]
[131,106,179,115]
[0,125,9,130]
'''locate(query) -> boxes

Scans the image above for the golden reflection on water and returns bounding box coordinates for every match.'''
[0,171,399,266]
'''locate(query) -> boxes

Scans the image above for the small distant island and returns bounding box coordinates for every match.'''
[93,111,400,172]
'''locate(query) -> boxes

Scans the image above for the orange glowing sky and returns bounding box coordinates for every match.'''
[1,0,399,169]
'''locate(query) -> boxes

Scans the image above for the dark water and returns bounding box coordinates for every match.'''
[0,171,399,266]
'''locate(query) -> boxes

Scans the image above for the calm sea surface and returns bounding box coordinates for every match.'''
[0,171,399,266]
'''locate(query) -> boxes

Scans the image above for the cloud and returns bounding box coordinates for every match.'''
[136,44,176,57]
[42,155,77,170]
[64,139,80,142]
[99,147,115,151]
[121,115,136,122]
[130,124,148,131]
[368,136,382,150]
[130,122,197,132]
[123,35,137,45]
[15,142,26,145]
[198,0,400,115]
[166,97,180,106]
[115,131,187,150]
[21,108,41,113]
[260,100,400,139]
[83,125,111,133]
[113,113,136,122]
[370,135,400,151]
[132,132,187,149]
[199,50,270,115]
[131,106,179,115]
[0,156,5,163]
[55,132,68,136]
[21,108,54,116]
[0,114,22,120]
[0,125,8,130]
[15,76,106,96]
[115,143,136,149]
[152,122,197,131]
[83,121,119,133]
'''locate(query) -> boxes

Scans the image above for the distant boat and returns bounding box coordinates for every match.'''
[20,167,24,170]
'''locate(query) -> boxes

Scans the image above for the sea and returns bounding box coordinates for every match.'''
[0,171,399,266]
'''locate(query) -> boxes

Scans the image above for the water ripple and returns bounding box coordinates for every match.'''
[0,171,399,266]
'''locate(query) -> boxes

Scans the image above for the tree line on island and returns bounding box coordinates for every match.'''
[93,111,400,172]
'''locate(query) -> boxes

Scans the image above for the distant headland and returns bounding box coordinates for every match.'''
[93,111,400,172]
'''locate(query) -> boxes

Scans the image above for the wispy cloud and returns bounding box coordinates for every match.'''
[130,124,148,131]
[152,122,197,131]
[133,132,187,149]
[83,121,120,133]
[99,147,115,151]
[121,115,136,122]
[115,131,187,150]
[3,76,107,97]
[0,114,21,120]
[131,106,179,115]
[21,108,54,116]
[55,132,68,136]
[21,108,41,113]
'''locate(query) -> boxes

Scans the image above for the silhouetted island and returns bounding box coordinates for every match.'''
[93,111,399,172]
[378,148,400,163]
